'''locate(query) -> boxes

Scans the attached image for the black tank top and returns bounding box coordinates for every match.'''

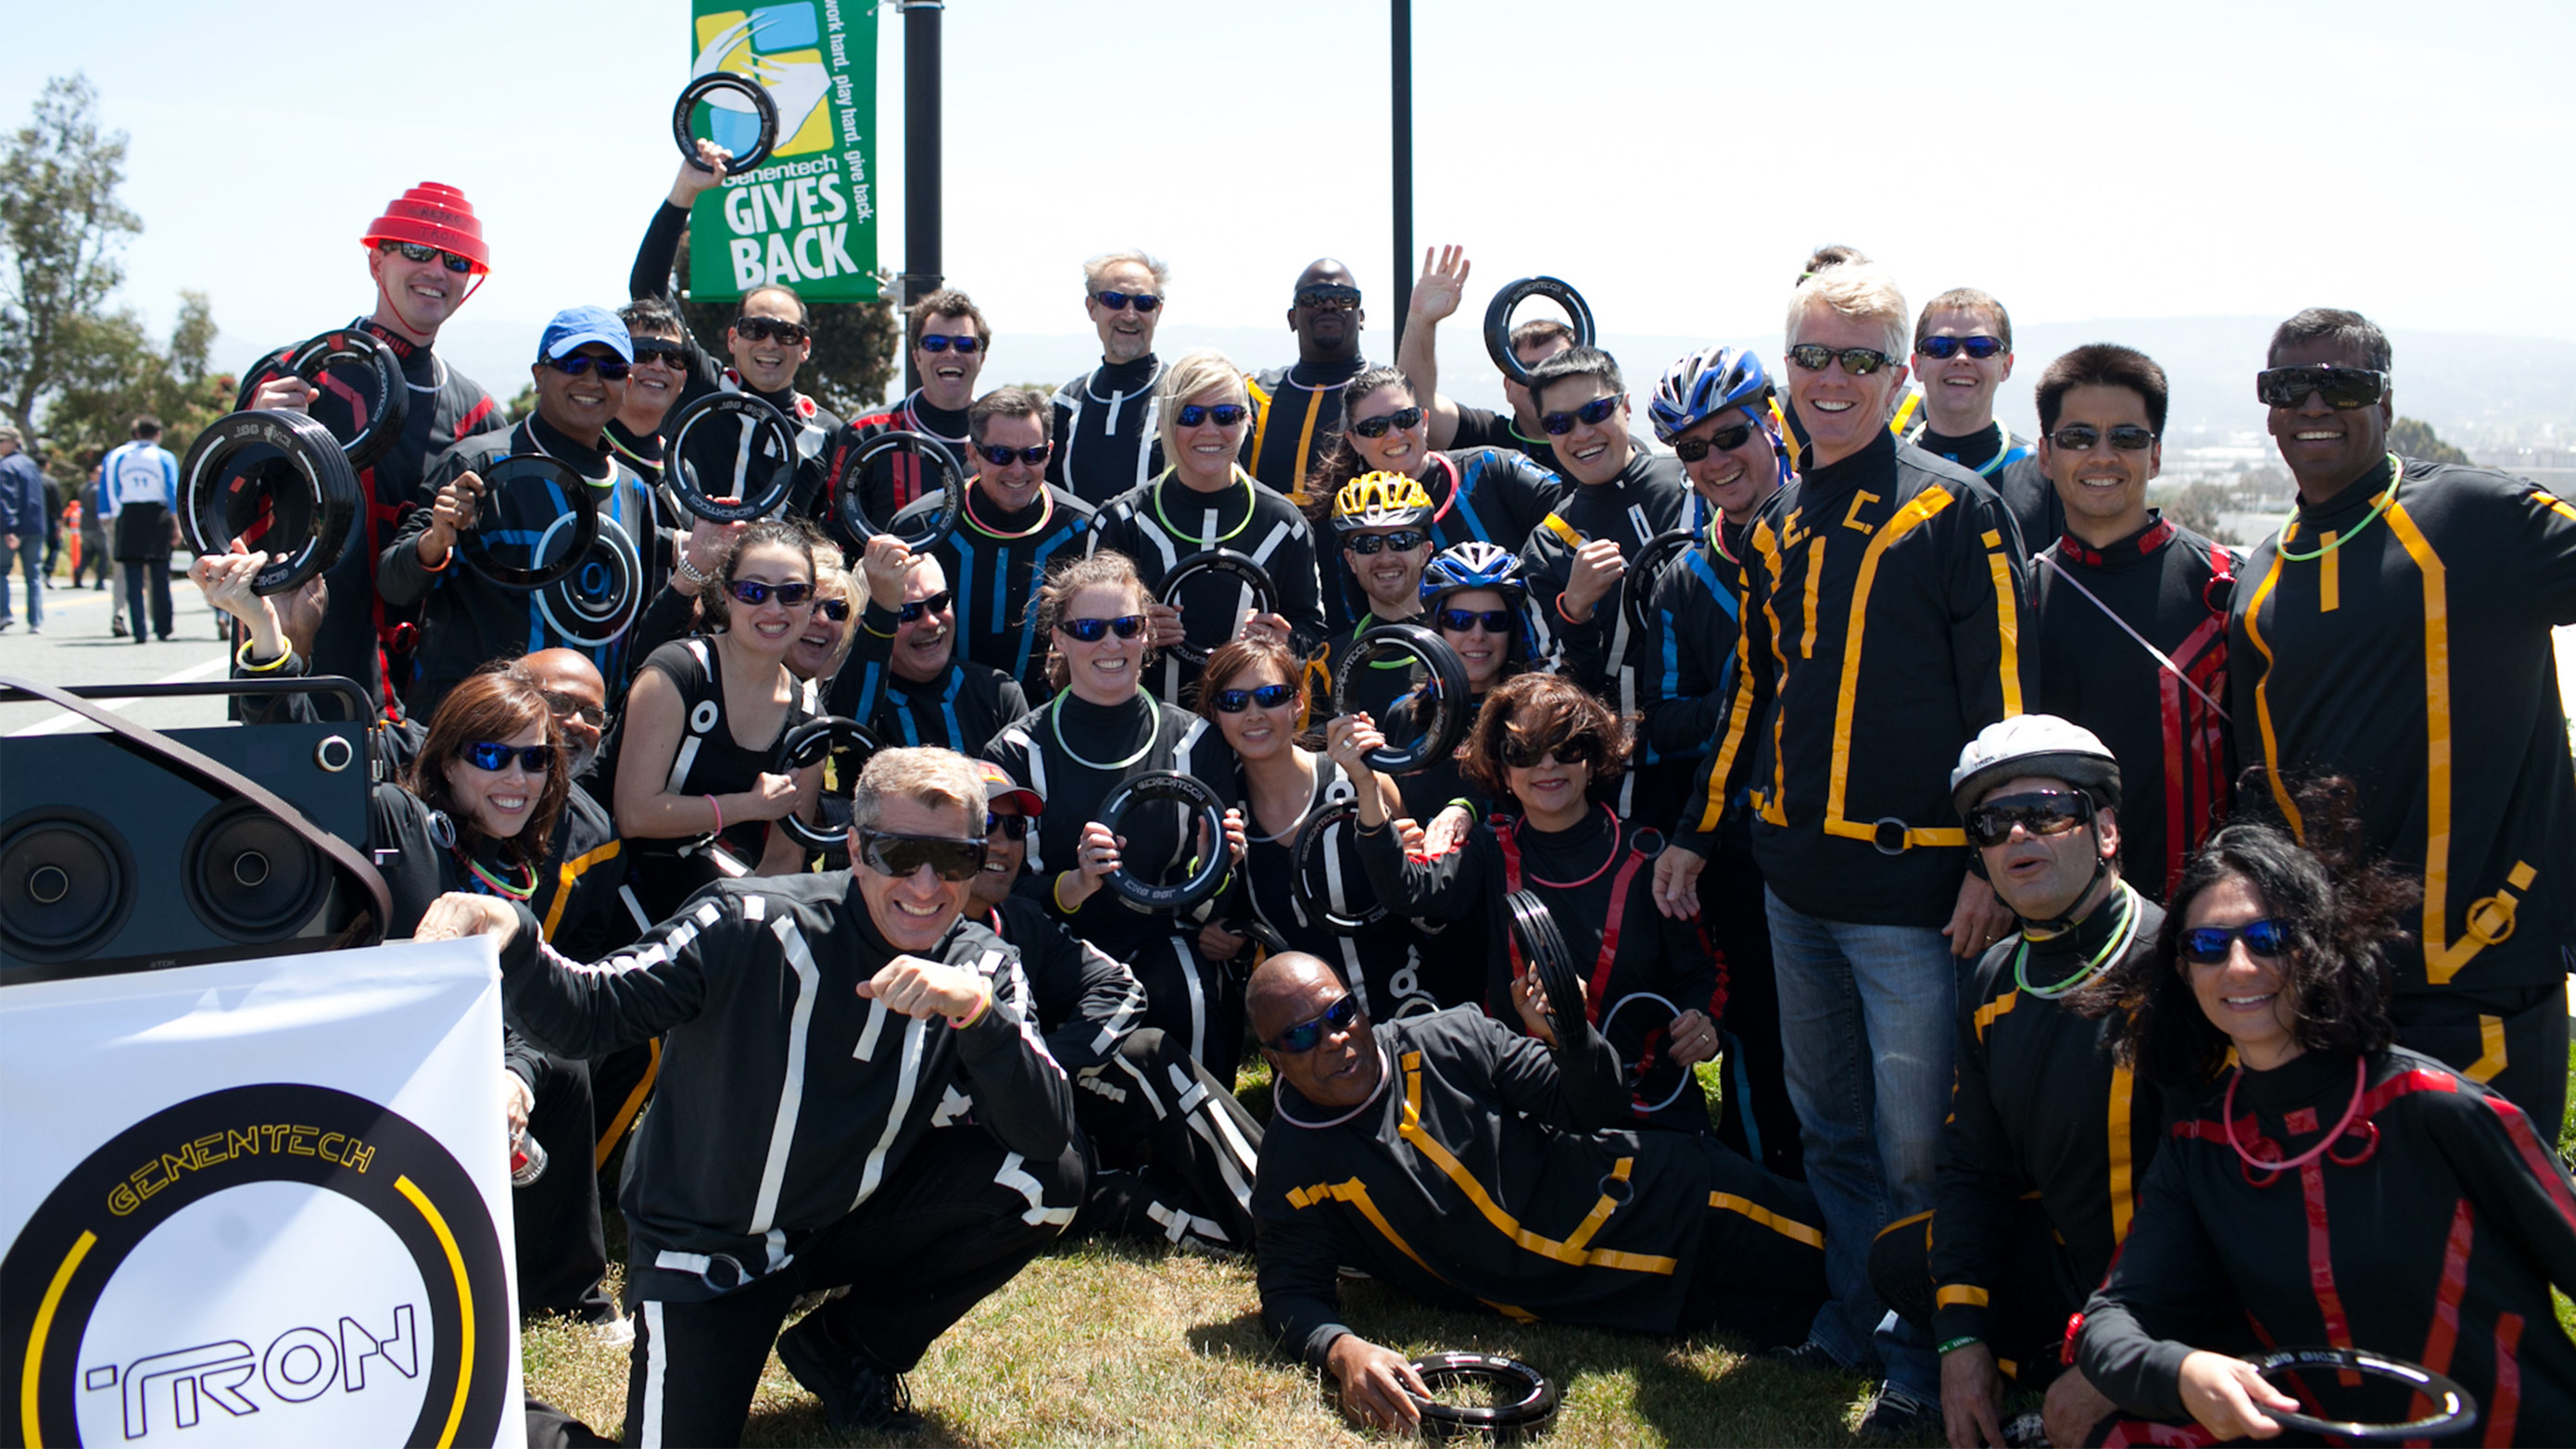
[632,636,820,863]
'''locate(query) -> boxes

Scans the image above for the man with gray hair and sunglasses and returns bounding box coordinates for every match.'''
[414,744,1082,1443]
[1050,248,1172,507]
[1656,261,2034,1439]
[2228,305,2576,1139]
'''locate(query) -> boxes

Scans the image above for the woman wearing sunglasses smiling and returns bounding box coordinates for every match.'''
[615,520,827,921]
[1298,366,1564,631]
[1333,673,1721,1132]
[2071,805,2576,1445]
[1197,636,1466,1024]
[1091,348,1327,699]
[983,552,1251,1078]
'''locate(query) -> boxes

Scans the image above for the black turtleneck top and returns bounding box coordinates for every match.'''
[1049,354,1167,507]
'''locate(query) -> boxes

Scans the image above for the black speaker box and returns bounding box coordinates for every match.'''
[0,718,371,981]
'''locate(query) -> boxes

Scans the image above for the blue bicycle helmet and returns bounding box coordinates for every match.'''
[1648,345,1774,445]
[1419,540,1527,611]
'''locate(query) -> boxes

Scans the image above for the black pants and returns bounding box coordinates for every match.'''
[1701,845,1803,1178]
[1868,1199,2078,1386]
[588,1039,661,1191]
[517,1052,613,1322]
[1677,1136,1830,1348]
[1072,1027,1264,1252]
[1126,928,1245,1083]
[120,560,172,639]
[621,1127,1082,1447]
[2392,976,2570,1142]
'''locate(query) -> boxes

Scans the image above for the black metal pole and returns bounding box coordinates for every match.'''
[903,0,944,396]
[1390,0,1413,327]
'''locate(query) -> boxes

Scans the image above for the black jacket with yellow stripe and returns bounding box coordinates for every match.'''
[1254,1008,1823,1365]
[1931,886,2166,1350]
[2228,456,2576,993]
[1679,430,2035,926]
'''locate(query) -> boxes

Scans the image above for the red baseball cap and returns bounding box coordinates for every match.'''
[975,760,1042,817]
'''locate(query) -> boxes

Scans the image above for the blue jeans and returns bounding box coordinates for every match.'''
[0,536,39,628]
[1764,888,1957,1398]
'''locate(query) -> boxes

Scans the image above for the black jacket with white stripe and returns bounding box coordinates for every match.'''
[493,874,1076,1303]
[1090,468,1328,698]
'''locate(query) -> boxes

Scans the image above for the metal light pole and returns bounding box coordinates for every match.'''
[902,0,944,395]
[1390,0,1414,325]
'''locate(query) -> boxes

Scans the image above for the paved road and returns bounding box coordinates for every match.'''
[0,570,238,737]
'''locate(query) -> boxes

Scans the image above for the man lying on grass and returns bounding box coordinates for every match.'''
[420,746,1083,1445]
[1248,951,1828,1430]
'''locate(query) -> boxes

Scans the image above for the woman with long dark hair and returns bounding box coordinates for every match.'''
[1334,672,1720,1131]
[2075,811,2576,1444]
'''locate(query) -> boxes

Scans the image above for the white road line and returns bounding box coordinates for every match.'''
[8,655,231,737]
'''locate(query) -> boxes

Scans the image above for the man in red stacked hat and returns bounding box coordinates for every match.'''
[244,182,501,716]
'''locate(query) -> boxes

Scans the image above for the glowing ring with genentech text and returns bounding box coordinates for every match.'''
[0,1082,511,1448]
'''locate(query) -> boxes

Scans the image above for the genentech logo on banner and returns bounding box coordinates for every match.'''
[0,940,524,1447]
[687,0,879,301]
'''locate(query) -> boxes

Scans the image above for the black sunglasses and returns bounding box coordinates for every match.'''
[979,443,1050,467]
[631,342,690,367]
[2179,918,2288,964]
[1538,396,1621,436]
[381,240,474,273]
[1212,681,1298,713]
[858,829,989,882]
[1058,614,1145,643]
[1267,994,1360,1053]
[816,598,851,623]
[1500,731,1602,769]
[1787,344,1896,375]
[728,579,814,607]
[1093,290,1162,312]
[1177,403,1248,428]
[897,589,953,624]
[1438,607,1513,635]
[538,691,608,730]
[2049,424,2158,453]
[1346,406,1425,439]
[919,333,982,354]
[461,740,555,773]
[984,811,1033,840]
[543,354,632,380]
[1673,421,1758,462]
[2255,364,2385,410]
[733,316,811,346]
[1964,789,2090,849]
[1344,528,1428,556]
[1294,286,1362,311]
[1917,335,2004,360]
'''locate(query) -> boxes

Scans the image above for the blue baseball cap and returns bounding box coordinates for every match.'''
[537,306,633,362]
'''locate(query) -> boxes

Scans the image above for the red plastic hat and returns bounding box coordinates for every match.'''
[360,183,489,273]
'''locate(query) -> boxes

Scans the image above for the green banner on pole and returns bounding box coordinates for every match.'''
[684,1,878,301]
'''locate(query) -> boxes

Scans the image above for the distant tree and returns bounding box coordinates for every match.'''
[2388,416,2472,467]
[0,74,144,440]
[2165,481,2241,547]
[669,232,899,417]
[39,290,233,464]
[501,380,537,427]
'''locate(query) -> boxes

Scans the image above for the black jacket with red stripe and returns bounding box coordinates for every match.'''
[2077,1046,2576,1442]
[1679,431,2035,926]
[823,392,971,549]
[2228,457,2576,993]
[1932,886,2167,1349]
[2031,513,2237,902]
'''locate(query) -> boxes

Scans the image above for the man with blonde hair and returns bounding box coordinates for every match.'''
[1050,248,1172,505]
[415,744,1082,1443]
[1657,261,2034,1439]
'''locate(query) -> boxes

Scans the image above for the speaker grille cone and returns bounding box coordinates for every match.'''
[1,815,133,957]
[183,804,324,940]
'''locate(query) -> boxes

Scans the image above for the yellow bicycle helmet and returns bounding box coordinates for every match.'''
[1331,470,1435,533]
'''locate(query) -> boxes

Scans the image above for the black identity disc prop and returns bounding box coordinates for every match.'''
[452,454,600,591]
[2247,1346,2477,1442]
[833,431,967,552]
[535,513,644,647]
[1403,1352,1559,1443]
[234,328,410,471]
[177,410,360,595]
[1623,529,1700,640]
[1096,771,1230,913]
[1483,277,1596,386]
[1505,889,1585,1035]
[674,70,778,173]
[1291,798,1385,934]
[1157,548,1277,668]
[774,716,881,852]
[667,392,800,523]
[1332,624,1469,775]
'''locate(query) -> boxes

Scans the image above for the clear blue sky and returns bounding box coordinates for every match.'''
[6,0,2570,401]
